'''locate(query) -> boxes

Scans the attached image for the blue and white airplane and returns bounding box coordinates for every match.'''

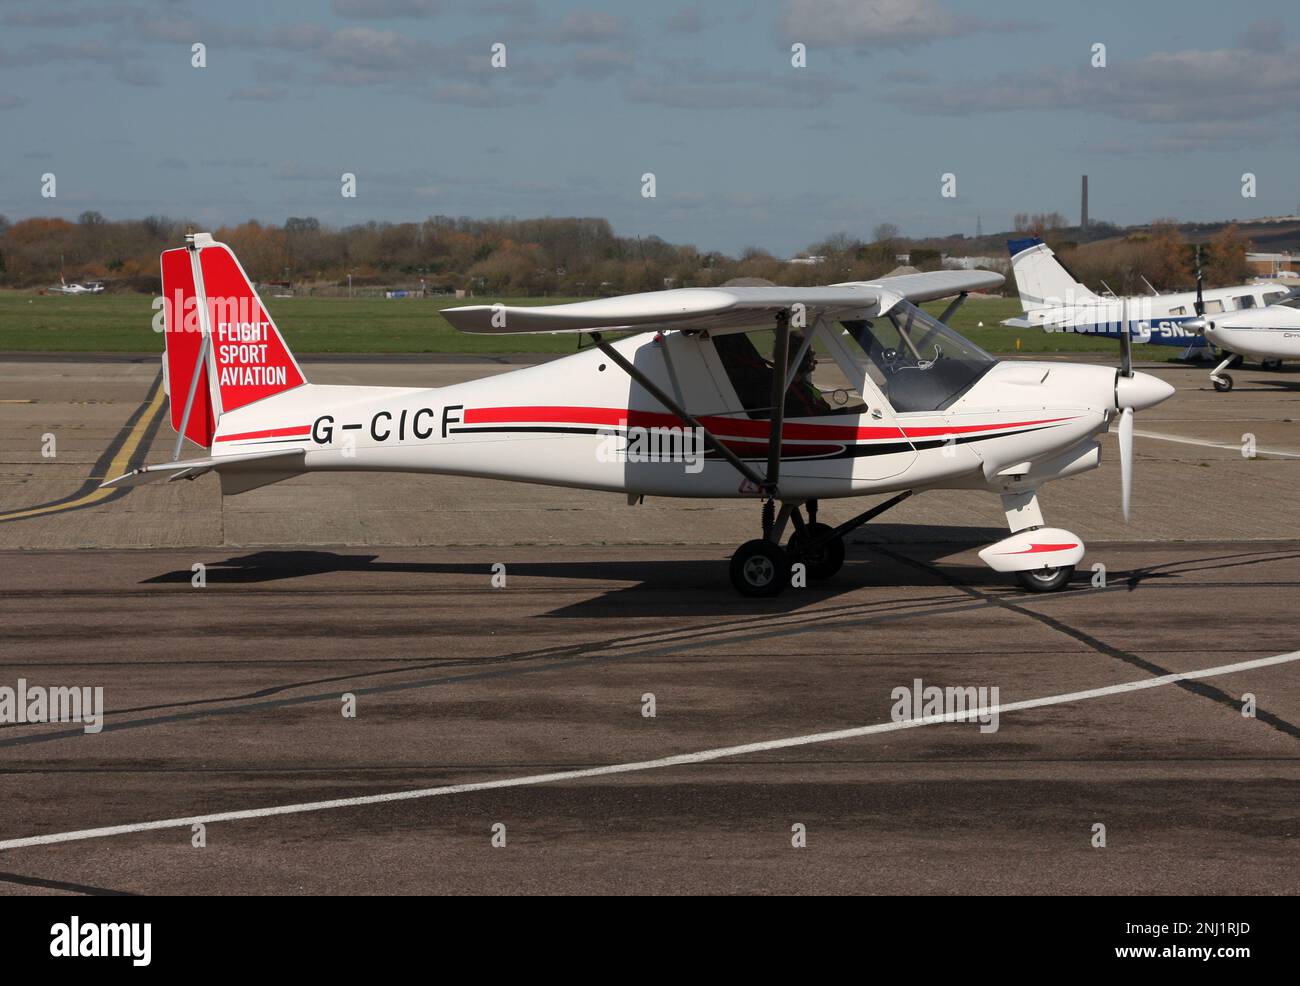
[1002,237,1291,354]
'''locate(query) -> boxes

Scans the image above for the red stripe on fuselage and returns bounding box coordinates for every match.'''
[214,425,311,443]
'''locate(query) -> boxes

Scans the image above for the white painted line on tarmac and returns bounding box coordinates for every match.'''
[2,650,1297,852]
[1135,429,1300,459]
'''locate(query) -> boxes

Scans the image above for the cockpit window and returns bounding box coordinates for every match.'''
[840,301,996,412]
[1272,288,1300,309]
[712,331,866,419]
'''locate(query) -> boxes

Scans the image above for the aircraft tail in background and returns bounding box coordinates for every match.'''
[1007,237,1099,313]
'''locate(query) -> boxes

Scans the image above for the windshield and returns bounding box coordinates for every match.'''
[1272,287,1300,309]
[840,301,996,412]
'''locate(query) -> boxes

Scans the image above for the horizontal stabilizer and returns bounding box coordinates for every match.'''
[99,448,305,489]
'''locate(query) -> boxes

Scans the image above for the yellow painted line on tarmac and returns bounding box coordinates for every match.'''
[0,382,166,522]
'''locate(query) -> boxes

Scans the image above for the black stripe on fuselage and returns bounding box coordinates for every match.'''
[444,422,1063,461]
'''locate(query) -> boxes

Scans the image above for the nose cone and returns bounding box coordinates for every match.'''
[1115,371,1175,412]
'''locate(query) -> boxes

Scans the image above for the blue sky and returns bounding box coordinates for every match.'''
[2,0,1298,254]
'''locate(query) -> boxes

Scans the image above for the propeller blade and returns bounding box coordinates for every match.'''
[1119,406,1134,521]
[1119,296,1132,377]
[1194,244,1205,316]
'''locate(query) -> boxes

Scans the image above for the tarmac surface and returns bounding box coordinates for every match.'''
[0,353,1298,894]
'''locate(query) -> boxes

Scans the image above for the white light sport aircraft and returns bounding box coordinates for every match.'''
[1004,237,1290,356]
[102,233,1173,597]
[50,275,105,295]
[1183,273,1300,392]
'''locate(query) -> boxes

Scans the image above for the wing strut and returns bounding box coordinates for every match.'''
[764,309,791,496]
[937,291,968,325]
[592,333,767,490]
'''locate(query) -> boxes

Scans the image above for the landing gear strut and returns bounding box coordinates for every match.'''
[1211,352,1241,392]
[728,492,912,596]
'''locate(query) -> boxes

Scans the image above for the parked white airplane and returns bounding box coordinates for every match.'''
[50,275,105,295]
[103,233,1174,596]
[1004,237,1289,354]
[1188,284,1300,392]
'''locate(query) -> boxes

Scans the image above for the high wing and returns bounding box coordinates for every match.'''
[442,269,1003,336]
[442,285,880,336]
[867,269,1004,304]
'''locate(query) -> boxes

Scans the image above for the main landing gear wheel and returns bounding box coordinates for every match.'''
[1212,374,1233,393]
[1013,565,1074,593]
[730,539,791,597]
[1262,358,1283,371]
[787,522,846,580]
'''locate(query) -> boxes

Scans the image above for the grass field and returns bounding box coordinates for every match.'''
[0,290,1176,359]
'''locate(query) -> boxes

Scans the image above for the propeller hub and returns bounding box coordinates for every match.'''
[1115,371,1175,412]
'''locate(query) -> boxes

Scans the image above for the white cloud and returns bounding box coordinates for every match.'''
[887,42,1300,136]
[781,0,1029,47]
[331,0,445,18]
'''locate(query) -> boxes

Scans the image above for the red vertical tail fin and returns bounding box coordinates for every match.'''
[159,234,307,450]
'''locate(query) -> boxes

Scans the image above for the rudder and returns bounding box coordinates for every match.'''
[159,233,307,450]
[1007,237,1097,313]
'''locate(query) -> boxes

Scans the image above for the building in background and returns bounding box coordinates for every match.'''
[1247,252,1298,279]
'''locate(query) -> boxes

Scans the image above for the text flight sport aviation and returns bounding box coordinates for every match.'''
[1004,236,1291,358]
[101,232,1174,597]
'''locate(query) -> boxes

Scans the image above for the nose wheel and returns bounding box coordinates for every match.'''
[1210,354,1236,393]
[1013,565,1075,593]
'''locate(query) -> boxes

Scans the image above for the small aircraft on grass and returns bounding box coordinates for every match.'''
[49,274,105,295]
[102,233,1174,597]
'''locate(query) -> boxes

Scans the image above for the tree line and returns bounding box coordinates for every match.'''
[0,211,1258,297]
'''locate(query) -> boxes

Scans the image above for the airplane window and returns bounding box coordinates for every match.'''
[1170,306,1186,316]
[841,301,996,413]
[1235,296,1256,309]
[1273,288,1300,309]
[712,331,864,419]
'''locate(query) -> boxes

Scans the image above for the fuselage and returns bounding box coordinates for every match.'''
[207,331,1154,502]
[1204,303,1300,360]
[1021,283,1292,347]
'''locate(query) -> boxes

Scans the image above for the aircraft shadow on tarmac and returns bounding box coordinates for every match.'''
[133,520,1214,617]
